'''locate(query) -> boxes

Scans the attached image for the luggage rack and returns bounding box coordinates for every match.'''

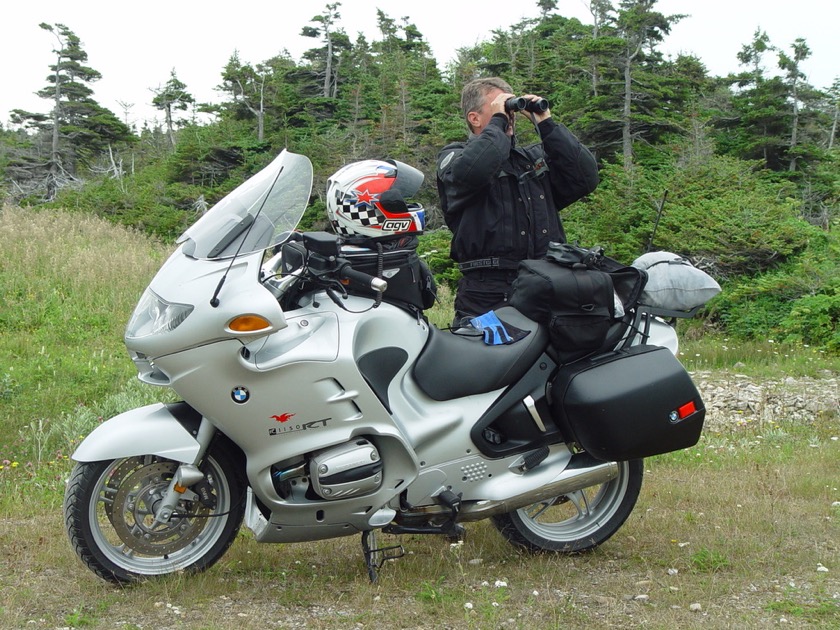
[619,304,702,350]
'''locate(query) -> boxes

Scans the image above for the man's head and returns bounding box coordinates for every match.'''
[461,77,514,136]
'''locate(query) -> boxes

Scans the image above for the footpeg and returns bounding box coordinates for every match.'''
[522,446,550,472]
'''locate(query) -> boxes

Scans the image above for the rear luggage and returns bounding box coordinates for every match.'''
[550,344,705,461]
[509,243,646,363]
[510,259,616,362]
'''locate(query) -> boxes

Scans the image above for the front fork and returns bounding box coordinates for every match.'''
[153,418,217,526]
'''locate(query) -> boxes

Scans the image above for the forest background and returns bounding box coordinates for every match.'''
[1,0,838,352]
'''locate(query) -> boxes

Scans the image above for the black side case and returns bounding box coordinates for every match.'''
[550,344,705,461]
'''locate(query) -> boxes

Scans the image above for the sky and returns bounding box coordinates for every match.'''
[1,0,837,129]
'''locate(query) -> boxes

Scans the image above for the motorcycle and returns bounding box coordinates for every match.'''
[64,150,706,583]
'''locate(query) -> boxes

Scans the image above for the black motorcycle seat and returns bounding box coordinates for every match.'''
[412,306,549,401]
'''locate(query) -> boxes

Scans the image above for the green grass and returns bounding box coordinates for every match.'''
[1,205,838,628]
[678,330,840,377]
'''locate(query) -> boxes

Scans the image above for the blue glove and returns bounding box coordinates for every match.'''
[470,311,517,345]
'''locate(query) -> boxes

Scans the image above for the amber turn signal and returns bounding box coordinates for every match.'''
[228,314,273,333]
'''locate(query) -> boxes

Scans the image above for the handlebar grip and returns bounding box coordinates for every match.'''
[337,262,388,294]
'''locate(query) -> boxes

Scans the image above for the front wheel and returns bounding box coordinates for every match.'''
[492,459,643,553]
[64,442,245,583]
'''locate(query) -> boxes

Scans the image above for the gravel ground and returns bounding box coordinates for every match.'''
[691,370,839,430]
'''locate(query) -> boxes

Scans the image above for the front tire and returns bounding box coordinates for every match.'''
[64,442,245,583]
[492,459,643,553]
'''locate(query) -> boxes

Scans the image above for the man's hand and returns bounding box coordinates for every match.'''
[522,94,551,123]
[489,92,514,117]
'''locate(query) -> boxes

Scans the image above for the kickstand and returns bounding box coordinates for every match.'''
[361,529,405,583]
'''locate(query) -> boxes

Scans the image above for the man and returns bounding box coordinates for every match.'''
[437,77,599,323]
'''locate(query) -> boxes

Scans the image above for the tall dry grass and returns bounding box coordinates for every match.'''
[0,205,173,464]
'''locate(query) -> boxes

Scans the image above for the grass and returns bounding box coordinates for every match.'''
[1,205,838,628]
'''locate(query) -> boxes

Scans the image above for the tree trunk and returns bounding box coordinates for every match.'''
[622,57,633,170]
[165,105,176,147]
[48,51,63,200]
[789,77,800,171]
[323,33,333,98]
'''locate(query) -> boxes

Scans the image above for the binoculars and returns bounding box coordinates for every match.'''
[505,96,549,113]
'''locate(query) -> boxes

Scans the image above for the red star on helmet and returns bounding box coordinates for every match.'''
[354,188,378,208]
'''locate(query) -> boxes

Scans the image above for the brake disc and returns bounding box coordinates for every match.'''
[109,460,211,555]
[102,456,145,523]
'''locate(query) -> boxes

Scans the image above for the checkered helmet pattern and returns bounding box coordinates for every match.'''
[326,159,425,238]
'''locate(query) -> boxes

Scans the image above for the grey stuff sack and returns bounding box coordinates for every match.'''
[632,251,721,311]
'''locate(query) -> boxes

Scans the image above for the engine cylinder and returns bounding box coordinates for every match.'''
[309,439,382,500]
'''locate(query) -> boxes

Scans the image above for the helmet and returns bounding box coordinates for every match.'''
[326,159,425,238]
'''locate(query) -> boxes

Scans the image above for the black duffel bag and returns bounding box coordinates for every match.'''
[509,258,615,362]
[509,243,646,362]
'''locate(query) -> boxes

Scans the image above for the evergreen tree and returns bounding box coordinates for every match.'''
[152,70,195,147]
[300,3,349,99]
[9,23,132,199]
[827,78,839,151]
[219,52,271,142]
[778,38,812,171]
[613,0,682,169]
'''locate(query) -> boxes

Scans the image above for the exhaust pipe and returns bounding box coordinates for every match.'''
[457,455,619,521]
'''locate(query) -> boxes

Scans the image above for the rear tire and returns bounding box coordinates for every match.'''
[64,442,245,583]
[492,459,643,553]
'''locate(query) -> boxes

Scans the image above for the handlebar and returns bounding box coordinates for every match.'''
[337,261,388,294]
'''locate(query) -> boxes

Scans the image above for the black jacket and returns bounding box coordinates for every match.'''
[436,114,599,269]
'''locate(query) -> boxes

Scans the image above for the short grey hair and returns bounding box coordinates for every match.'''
[460,77,513,130]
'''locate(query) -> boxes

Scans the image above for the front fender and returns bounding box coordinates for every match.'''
[71,402,202,463]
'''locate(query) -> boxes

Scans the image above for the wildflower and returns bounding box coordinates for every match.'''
[464,602,473,610]
[494,580,507,588]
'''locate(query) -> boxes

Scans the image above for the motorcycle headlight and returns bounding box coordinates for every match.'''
[125,289,193,339]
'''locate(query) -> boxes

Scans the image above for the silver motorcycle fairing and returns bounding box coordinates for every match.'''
[145,294,432,539]
[129,250,286,360]
[70,403,201,463]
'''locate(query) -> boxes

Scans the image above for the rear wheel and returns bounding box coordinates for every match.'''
[492,459,643,552]
[64,442,245,583]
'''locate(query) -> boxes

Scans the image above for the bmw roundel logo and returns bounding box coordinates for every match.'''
[231,386,250,404]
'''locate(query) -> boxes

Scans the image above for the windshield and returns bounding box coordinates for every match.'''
[178,150,313,260]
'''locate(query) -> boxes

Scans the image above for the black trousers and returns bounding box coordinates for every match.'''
[453,269,519,325]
